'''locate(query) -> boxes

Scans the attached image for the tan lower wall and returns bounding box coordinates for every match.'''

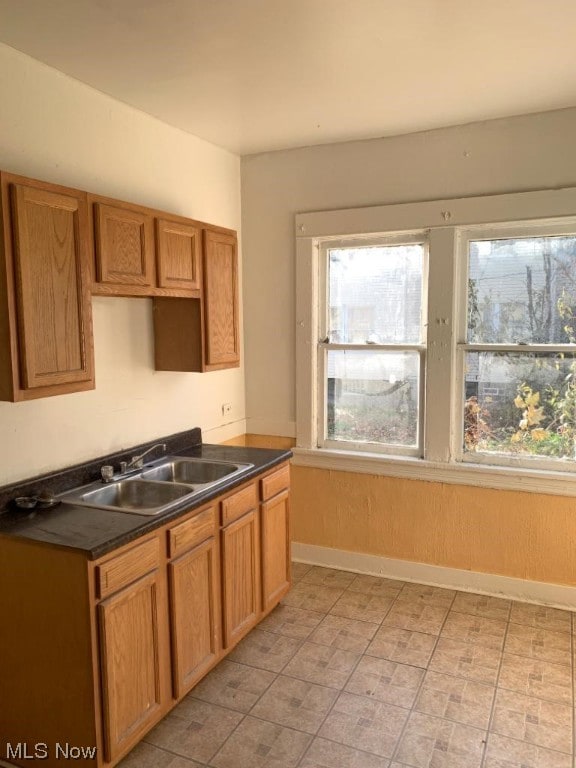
[291,466,576,588]
[220,434,576,587]
[220,435,248,446]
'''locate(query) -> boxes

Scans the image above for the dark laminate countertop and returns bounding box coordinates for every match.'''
[0,434,292,560]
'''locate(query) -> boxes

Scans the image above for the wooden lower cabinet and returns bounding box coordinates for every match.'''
[221,509,261,649]
[0,461,290,768]
[98,571,171,762]
[261,489,291,613]
[169,536,221,698]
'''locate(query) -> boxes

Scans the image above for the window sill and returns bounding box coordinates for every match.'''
[291,447,576,498]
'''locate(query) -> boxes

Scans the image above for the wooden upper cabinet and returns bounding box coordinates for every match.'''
[156,218,201,295]
[91,197,155,295]
[203,229,240,370]
[0,173,95,401]
[90,196,202,298]
[153,226,240,373]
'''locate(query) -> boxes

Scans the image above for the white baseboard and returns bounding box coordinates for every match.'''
[292,542,576,610]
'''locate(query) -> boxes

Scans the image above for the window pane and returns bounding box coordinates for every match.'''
[329,244,423,344]
[463,351,576,461]
[467,235,576,344]
[327,350,419,447]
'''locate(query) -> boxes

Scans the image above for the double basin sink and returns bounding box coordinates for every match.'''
[58,457,254,516]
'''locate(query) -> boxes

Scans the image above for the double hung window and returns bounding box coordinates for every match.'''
[458,226,576,469]
[318,235,426,456]
[295,188,576,484]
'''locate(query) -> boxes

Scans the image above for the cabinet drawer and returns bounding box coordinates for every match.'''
[168,506,217,559]
[97,538,160,599]
[221,483,257,526]
[261,464,290,501]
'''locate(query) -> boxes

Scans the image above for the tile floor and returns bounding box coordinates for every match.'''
[119,563,576,768]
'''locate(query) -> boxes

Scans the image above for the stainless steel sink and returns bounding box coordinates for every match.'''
[58,456,254,515]
[59,479,195,515]
[141,458,251,485]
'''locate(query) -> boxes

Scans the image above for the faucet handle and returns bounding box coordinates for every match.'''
[119,461,128,474]
[101,465,114,483]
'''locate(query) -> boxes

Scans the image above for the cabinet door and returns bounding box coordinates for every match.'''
[98,570,170,762]
[93,201,155,291]
[9,181,94,394]
[169,537,221,698]
[156,218,201,294]
[221,510,260,649]
[203,229,240,370]
[261,490,291,613]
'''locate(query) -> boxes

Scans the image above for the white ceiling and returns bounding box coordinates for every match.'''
[1,0,576,155]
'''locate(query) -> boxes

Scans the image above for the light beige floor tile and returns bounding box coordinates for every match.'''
[483,733,572,768]
[210,716,312,768]
[451,592,511,621]
[189,659,276,712]
[227,629,302,672]
[397,583,456,608]
[429,638,502,684]
[330,591,394,624]
[144,699,243,763]
[440,611,507,650]
[498,653,573,703]
[393,711,486,768]
[283,582,345,613]
[491,688,573,754]
[366,626,437,668]
[301,737,391,767]
[136,568,576,767]
[301,566,357,589]
[345,656,424,708]
[414,670,495,728]
[509,603,572,633]
[118,742,203,767]
[291,562,314,582]
[282,640,361,689]
[319,691,408,758]
[308,614,378,653]
[347,574,404,599]
[504,623,572,666]
[258,604,324,640]
[382,601,448,635]
[250,675,338,734]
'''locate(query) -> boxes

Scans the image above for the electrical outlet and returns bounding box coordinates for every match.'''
[222,403,232,417]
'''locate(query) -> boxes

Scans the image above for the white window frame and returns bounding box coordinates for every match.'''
[294,186,576,497]
[317,233,428,457]
[454,220,576,473]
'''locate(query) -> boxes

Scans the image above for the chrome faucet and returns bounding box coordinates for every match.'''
[100,442,167,483]
[123,442,167,471]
